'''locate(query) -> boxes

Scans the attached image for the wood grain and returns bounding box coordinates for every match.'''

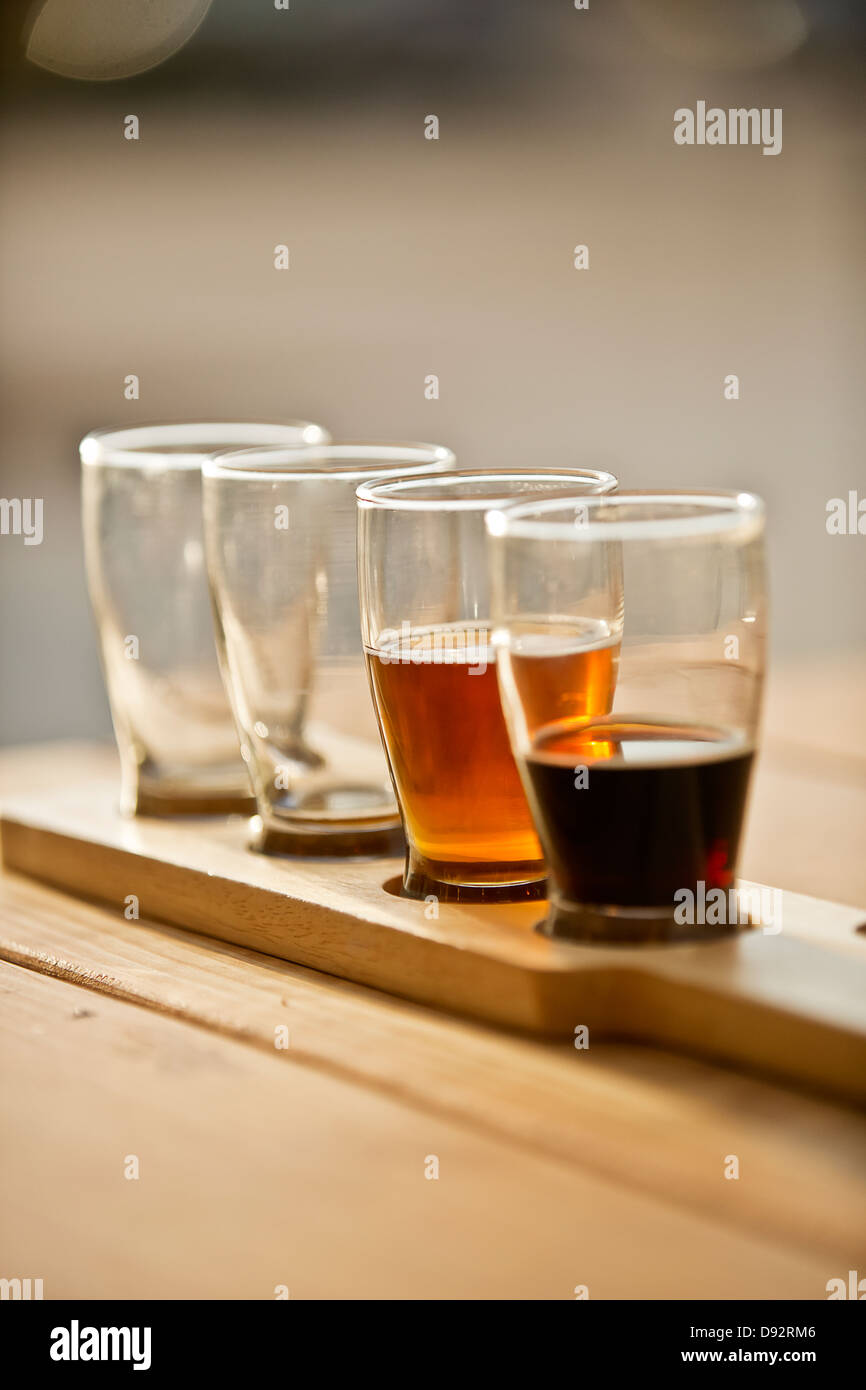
[2,743,865,1298]
[2,754,866,1102]
[1,868,865,1271]
[2,958,861,1299]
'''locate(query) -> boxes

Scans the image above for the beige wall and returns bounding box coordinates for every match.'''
[0,6,863,743]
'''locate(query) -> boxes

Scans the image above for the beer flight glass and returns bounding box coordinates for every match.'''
[81,420,328,816]
[356,468,618,901]
[486,490,766,941]
[202,441,455,854]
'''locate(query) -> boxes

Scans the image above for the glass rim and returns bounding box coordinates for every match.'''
[79,420,329,469]
[203,439,456,482]
[486,488,765,541]
[355,467,618,512]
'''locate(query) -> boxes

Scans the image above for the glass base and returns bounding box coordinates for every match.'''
[402,853,547,904]
[252,815,405,859]
[537,895,754,945]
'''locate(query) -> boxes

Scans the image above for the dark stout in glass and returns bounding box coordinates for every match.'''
[524,718,755,908]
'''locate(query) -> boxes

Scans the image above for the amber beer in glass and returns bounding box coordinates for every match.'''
[357,469,618,901]
[487,490,766,941]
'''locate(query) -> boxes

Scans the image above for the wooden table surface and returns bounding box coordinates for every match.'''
[2,660,865,1300]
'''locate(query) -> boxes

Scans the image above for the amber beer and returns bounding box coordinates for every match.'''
[366,621,619,895]
[524,718,755,910]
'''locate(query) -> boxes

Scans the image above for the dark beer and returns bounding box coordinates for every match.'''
[524,718,755,908]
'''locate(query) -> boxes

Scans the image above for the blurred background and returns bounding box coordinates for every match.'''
[0,1,864,897]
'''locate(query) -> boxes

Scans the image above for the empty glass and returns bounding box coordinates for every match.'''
[356,468,618,901]
[486,490,766,941]
[203,441,456,855]
[81,420,329,816]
